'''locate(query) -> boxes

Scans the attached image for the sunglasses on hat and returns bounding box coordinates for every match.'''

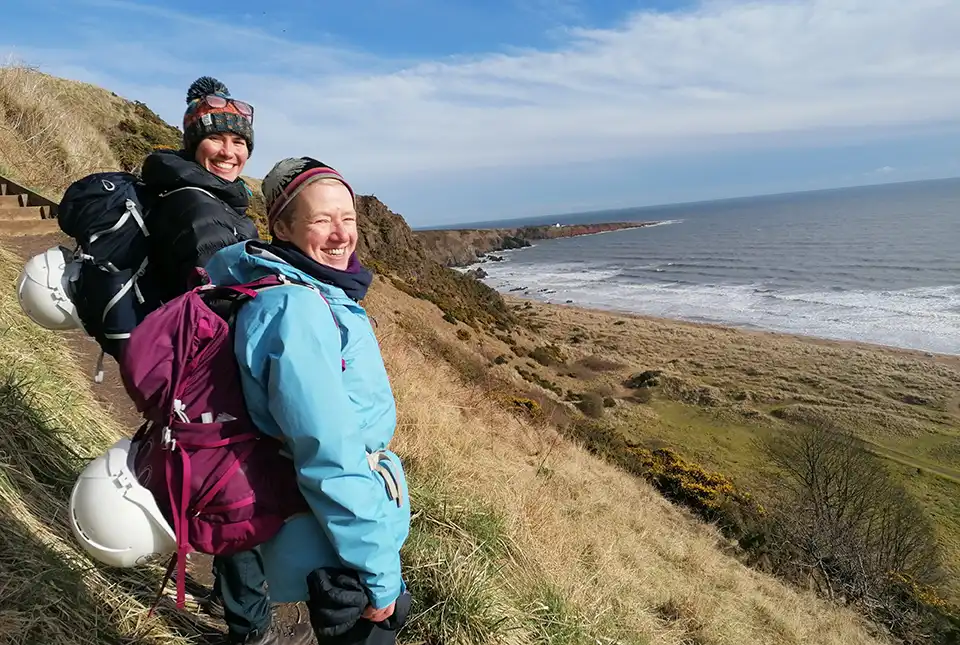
[199,95,254,121]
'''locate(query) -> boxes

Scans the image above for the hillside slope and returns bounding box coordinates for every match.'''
[0,62,936,644]
[0,244,889,645]
[0,63,180,200]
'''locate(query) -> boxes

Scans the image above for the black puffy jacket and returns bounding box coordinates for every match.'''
[141,150,260,301]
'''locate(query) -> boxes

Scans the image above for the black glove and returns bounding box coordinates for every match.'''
[306,568,413,638]
[306,567,368,637]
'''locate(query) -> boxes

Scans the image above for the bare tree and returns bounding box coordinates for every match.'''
[759,420,943,605]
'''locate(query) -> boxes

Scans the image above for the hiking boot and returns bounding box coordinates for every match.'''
[229,621,316,645]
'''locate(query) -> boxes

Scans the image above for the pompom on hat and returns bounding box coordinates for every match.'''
[182,76,255,155]
[262,157,355,235]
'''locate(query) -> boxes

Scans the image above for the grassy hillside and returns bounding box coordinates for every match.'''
[0,62,179,200]
[492,300,960,592]
[0,62,953,644]
[0,241,891,645]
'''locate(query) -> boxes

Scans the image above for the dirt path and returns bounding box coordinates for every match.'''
[4,232,312,642]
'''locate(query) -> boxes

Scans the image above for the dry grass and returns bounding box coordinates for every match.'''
[0,246,900,644]
[489,299,960,605]
[363,280,889,645]
[0,247,216,645]
[0,59,124,197]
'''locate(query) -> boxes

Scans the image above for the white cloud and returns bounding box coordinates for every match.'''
[6,0,960,193]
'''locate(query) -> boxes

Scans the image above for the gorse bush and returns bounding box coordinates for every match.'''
[562,420,765,547]
[515,367,562,396]
[508,396,542,419]
[631,448,762,518]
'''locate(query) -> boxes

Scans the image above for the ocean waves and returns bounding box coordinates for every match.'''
[479,261,960,355]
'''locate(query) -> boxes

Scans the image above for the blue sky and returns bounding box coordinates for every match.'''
[3,0,960,227]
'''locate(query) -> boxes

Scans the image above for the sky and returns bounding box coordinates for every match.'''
[3,0,960,227]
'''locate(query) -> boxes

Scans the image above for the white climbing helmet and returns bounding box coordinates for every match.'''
[16,245,84,331]
[69,438,176,568]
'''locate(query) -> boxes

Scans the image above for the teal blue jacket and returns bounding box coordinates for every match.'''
[204,241,410,609]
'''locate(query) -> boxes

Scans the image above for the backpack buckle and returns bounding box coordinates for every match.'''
[161,426,176,451]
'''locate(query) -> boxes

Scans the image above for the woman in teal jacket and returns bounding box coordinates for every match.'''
[204,157,411,643]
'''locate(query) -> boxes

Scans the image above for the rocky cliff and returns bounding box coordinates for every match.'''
[414,221,658,267]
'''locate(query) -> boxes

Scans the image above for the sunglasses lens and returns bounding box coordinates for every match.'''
[204,95,227,108]
[233,100,253,117]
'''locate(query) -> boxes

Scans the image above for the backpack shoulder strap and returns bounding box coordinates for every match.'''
[229,274,346,363]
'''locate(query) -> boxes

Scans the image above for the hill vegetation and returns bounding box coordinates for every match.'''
[0,61,956,644]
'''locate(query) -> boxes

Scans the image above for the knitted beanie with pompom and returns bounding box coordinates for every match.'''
[181,76,254,156]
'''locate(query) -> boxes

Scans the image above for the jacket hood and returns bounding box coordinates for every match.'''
[204,240,355,305]
[141,149,250,211]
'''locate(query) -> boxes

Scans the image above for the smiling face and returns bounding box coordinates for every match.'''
[193,133,249,182]
[273,179,358,270]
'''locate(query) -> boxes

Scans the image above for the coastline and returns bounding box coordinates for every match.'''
[471,236,959,358]
[504,292,960,364]
[415,220,660,267]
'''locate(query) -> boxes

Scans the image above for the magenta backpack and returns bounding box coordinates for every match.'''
[118,270,341,609]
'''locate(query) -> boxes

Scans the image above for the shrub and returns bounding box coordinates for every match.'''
[516,368,563,396]
[442,312,458,325]
[530,344,565,367]
[878,573,960,644]
[624,370,662,389]
[456,329,471,341]
[492,355,509,365]
[559,422,765,545]
[508,396,542,419]
[602,397,616,408]
[107,101,182,172]
[575,392,605,418]
[634,448,738,512]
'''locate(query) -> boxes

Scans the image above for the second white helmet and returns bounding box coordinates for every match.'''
[69,438,176,568]
[16,245,84,331]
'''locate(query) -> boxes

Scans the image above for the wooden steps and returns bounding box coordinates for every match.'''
[0,206,46,221]
[0,194,27,207]
[0,219,60,236]
[0,178,59,238]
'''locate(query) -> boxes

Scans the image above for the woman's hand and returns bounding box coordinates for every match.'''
[361,601,396,623]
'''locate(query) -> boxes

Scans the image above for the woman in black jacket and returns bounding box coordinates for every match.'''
[142,76,261,302]
[140,77,314,645]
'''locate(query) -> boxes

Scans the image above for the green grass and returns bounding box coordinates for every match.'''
[397,458,628,645]
[613,400,780,481]
[603,397,960,603]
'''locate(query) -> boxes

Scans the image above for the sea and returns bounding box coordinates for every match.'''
[451,178,960,356]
